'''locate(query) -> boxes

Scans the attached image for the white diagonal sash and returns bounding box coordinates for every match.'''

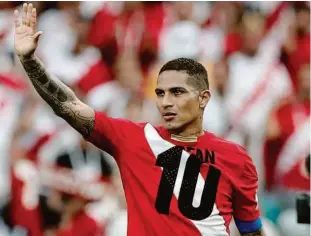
[276,116,310,177]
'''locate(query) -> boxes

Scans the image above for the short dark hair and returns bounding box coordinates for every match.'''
[159,58,209,90]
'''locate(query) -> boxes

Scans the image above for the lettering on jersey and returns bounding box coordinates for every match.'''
[155,146,221,220]
[184,146,215,164]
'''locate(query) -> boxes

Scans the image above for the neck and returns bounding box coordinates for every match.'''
[168,117,204,138]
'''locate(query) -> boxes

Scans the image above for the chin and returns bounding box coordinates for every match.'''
[163,121,183,132]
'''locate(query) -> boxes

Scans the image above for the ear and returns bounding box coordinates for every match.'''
[199,90,211,109]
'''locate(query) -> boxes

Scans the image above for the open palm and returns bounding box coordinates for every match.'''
[14,3,42,57]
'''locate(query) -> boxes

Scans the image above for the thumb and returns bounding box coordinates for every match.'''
[33,31,43,43]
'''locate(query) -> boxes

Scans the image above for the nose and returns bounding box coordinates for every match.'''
[161,93,174,109]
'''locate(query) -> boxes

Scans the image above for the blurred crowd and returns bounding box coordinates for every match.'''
[0,1,310,236]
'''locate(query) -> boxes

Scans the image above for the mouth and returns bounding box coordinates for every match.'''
[162,112,177,121]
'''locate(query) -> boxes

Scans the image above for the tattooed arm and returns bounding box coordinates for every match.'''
[241,229,264,236]
[20,55,95,137]
[14,3,94,137]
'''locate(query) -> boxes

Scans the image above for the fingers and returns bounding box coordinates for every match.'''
[30,8,36,32]
[20,3,35,27]
[16,3,37,32]
[22,3,27,25]
[25,3,33,27]
[14,10,20,28]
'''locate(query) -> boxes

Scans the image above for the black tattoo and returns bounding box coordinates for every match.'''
[241,229,264,236]
[20,56,94,138]
[55,102,95,138]
[22,57,68,102]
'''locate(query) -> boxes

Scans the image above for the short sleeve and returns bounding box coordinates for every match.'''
[233,157,262,233]
[86,111,140,158]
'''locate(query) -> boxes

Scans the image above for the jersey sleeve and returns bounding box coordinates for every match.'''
[233,156,262,234]
[86,111,140,159]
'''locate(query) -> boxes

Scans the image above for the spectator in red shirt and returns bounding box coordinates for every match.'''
[280,2,310,93]
[264,63,310,191]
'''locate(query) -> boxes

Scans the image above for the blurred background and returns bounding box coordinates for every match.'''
[0,1,310,236]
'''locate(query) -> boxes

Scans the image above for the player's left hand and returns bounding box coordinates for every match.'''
[14,3,43,58]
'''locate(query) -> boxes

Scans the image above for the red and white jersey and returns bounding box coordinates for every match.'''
[87,111,262,235]
[225,56,293,140]
[225,55,293,190]
[0,74,26,202]
[0,74,25,154]
[276,115,310,191]
[10,132,118,236]
[264,100,310,191]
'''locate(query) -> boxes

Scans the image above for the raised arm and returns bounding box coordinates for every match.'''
[14,3,94,138]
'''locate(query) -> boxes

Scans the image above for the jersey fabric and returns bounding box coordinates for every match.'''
[87,111,262,235]
[0,74,26,203]
[264,99,310,191]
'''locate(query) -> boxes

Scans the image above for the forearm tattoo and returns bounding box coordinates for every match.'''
[241,229,264,236]
[20,56,94,137]
[21,56,68,102]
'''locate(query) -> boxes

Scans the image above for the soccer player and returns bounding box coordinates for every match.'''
[14,3,263,236]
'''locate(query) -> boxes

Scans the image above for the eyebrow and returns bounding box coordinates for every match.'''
[155,87,187,92]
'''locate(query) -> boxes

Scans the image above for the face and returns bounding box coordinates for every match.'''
[241,15,265,56]
[214,60,228,94]
[173,2,193,21]
[242,28,264,56]
[296,9,310,34]
[155,70,210,133]
[298,63,310,97]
